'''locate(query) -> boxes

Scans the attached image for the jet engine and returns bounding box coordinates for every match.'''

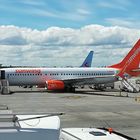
[46,80,65,90]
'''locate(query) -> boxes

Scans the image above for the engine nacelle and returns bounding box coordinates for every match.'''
[46,80,65,90]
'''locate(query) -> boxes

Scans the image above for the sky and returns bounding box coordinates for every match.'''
[0,0,140,67]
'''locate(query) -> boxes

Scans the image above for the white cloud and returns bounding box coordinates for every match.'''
[0,24,140,67]
[106,18,140,28]
[97,1,127,10]
[28,8,59,18]
[19,0,92,22]
[77,9,91,15]
[20,0,45,6]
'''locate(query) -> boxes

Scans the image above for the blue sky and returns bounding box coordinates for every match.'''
[0,0,140,29]
[0,0,140,66]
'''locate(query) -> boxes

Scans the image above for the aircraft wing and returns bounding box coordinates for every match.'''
[62,75,116,86]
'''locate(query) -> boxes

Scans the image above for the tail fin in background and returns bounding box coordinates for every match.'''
[81,51,94,67]
[109,39,140,77]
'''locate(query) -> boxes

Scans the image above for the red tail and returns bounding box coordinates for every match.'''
[109,39,140,77]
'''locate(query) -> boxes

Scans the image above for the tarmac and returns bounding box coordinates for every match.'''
[0,86,140,139]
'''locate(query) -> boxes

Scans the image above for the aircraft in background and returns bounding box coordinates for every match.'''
[0,40,140,92]
[20,51,93,88]
[80,51,93,67]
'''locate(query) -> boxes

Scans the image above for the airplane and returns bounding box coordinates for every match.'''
[18,51,94,89]
[0,39,140,92]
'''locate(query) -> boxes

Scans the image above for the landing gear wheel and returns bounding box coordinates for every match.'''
[71,87,75,92]
[65,86,75,93]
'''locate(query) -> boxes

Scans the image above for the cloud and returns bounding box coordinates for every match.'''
[0,24,140,66]
[0,26,27,45]
[27,8,87,21]
[97,1,127,10]
[20,0,45,6]
[77,9,91,15]
[18,0,92,22]
[106,18,140,28]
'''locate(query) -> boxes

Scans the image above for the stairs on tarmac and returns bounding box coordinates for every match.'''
[121,78,139,93]
[0,80,10,95]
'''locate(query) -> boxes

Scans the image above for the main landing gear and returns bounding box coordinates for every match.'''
[64,86,75,92]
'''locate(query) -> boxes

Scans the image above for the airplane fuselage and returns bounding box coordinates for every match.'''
[1,67,119,86]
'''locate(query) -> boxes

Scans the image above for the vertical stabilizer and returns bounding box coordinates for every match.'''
[109,39,140,77]
[81,51,94,67]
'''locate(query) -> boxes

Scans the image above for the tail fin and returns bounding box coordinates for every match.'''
[81,51,94,67]
[109,39,140,77]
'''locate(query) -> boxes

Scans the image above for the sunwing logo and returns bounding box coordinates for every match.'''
[126,47,140,66]
[16,69,41,74]
[118,45,140,77]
